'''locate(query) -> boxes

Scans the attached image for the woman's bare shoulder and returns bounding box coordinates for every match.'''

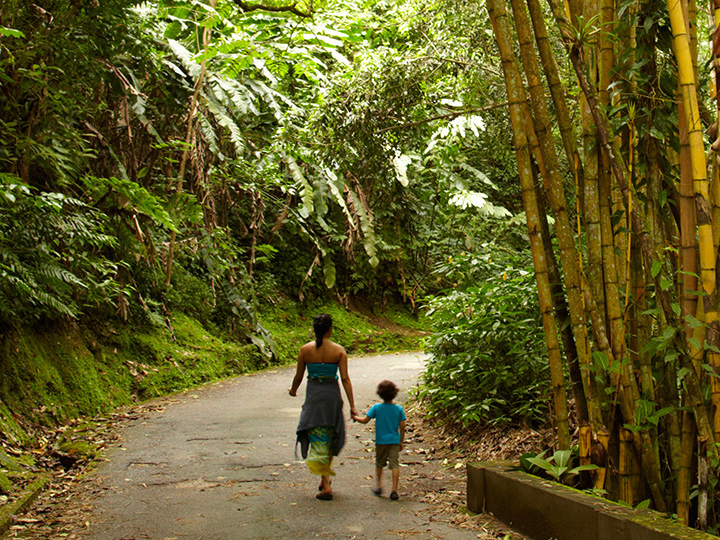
[327,340,347,355]
[300,340,316,349]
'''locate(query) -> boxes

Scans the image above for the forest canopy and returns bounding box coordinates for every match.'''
[0,0,516,341]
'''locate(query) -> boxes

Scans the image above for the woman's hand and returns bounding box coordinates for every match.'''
[288,388,297,396]
[350,407,358,418]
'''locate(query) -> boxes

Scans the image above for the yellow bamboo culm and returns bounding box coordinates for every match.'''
[579,423,592,466]
[667,0,720,447]
[593,429,609,490]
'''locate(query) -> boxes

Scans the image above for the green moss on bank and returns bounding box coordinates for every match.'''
[0,312,263,445]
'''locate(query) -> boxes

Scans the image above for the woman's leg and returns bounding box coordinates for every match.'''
[320,474,332,494]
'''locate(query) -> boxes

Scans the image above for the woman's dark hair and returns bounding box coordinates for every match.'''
[377,380,399,402]
[313,314,333,347]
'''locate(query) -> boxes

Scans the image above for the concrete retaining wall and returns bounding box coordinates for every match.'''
[467,462,714,540]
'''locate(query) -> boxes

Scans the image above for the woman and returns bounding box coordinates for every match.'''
[289,314,357,500]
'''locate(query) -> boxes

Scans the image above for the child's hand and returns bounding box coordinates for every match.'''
[399,443,404,451]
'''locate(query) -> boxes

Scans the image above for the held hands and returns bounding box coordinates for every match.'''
[288,388,297,396]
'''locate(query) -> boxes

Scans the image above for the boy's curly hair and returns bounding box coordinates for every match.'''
[377,380,399,402]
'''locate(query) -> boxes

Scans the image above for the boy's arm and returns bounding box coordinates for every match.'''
[352,414,371,424]
[399,419,406,450]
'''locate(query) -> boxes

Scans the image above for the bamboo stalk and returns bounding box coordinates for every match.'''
[619,428,637,505]
[699,440,708,530]
[668,0,720,446]
[525,0,592,424]
[487,0,571,449]
[525,0,584,197]
[593,429,610,490]
[507,0,592,437]
[537,179,594,425]
[677,407,695,525]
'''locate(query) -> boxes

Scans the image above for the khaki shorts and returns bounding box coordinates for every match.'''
[375,444,400,469]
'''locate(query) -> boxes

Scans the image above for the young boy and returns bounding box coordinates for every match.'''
[352,380,406,500]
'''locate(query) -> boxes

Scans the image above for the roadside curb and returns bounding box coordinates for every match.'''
[0,474,50,538]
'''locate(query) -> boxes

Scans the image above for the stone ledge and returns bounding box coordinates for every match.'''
[467,461,714,540]
[0,474,49,538]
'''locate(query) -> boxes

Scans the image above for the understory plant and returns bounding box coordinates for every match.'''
[418,244,550,427]
[522,449,597,484]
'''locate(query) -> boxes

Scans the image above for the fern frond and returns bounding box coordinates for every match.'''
[38,264,87,288]
[211,76,259,116]
[167,39,203,79]
[204,94,246,156]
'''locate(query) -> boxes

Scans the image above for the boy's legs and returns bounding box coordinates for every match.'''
[391,467,399,492]
[374,445,391,492]
[387,444,400,497]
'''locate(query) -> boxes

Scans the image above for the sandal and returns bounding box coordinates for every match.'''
[316,492,333,501]
[371,487,382,496]
[390,491,399,500]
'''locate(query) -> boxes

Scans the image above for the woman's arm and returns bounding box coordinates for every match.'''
[288,350,306,396]
[337,349,357,417]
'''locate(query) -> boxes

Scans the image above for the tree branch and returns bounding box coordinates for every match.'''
[231,0,312,17]
[375,103,508,134]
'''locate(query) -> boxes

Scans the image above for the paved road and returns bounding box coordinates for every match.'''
[80,352,471,540]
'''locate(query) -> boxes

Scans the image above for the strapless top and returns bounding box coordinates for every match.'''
[307,362,338,380]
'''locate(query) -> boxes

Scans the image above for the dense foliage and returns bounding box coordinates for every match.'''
[0,0,518,354]
[420,245,550,427]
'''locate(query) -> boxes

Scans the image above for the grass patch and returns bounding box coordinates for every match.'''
[259,296,428,363]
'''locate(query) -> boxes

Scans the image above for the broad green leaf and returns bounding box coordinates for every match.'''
[324,168,355,229]
[0,26,25,38]
[323,257,336,288]
[348,188,377,260]
[286,155,313,219]
[651,260,662,278]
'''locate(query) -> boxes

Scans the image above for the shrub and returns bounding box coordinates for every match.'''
[418,249,550,427]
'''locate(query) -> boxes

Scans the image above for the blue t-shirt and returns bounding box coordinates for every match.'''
[366,402,406,445]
